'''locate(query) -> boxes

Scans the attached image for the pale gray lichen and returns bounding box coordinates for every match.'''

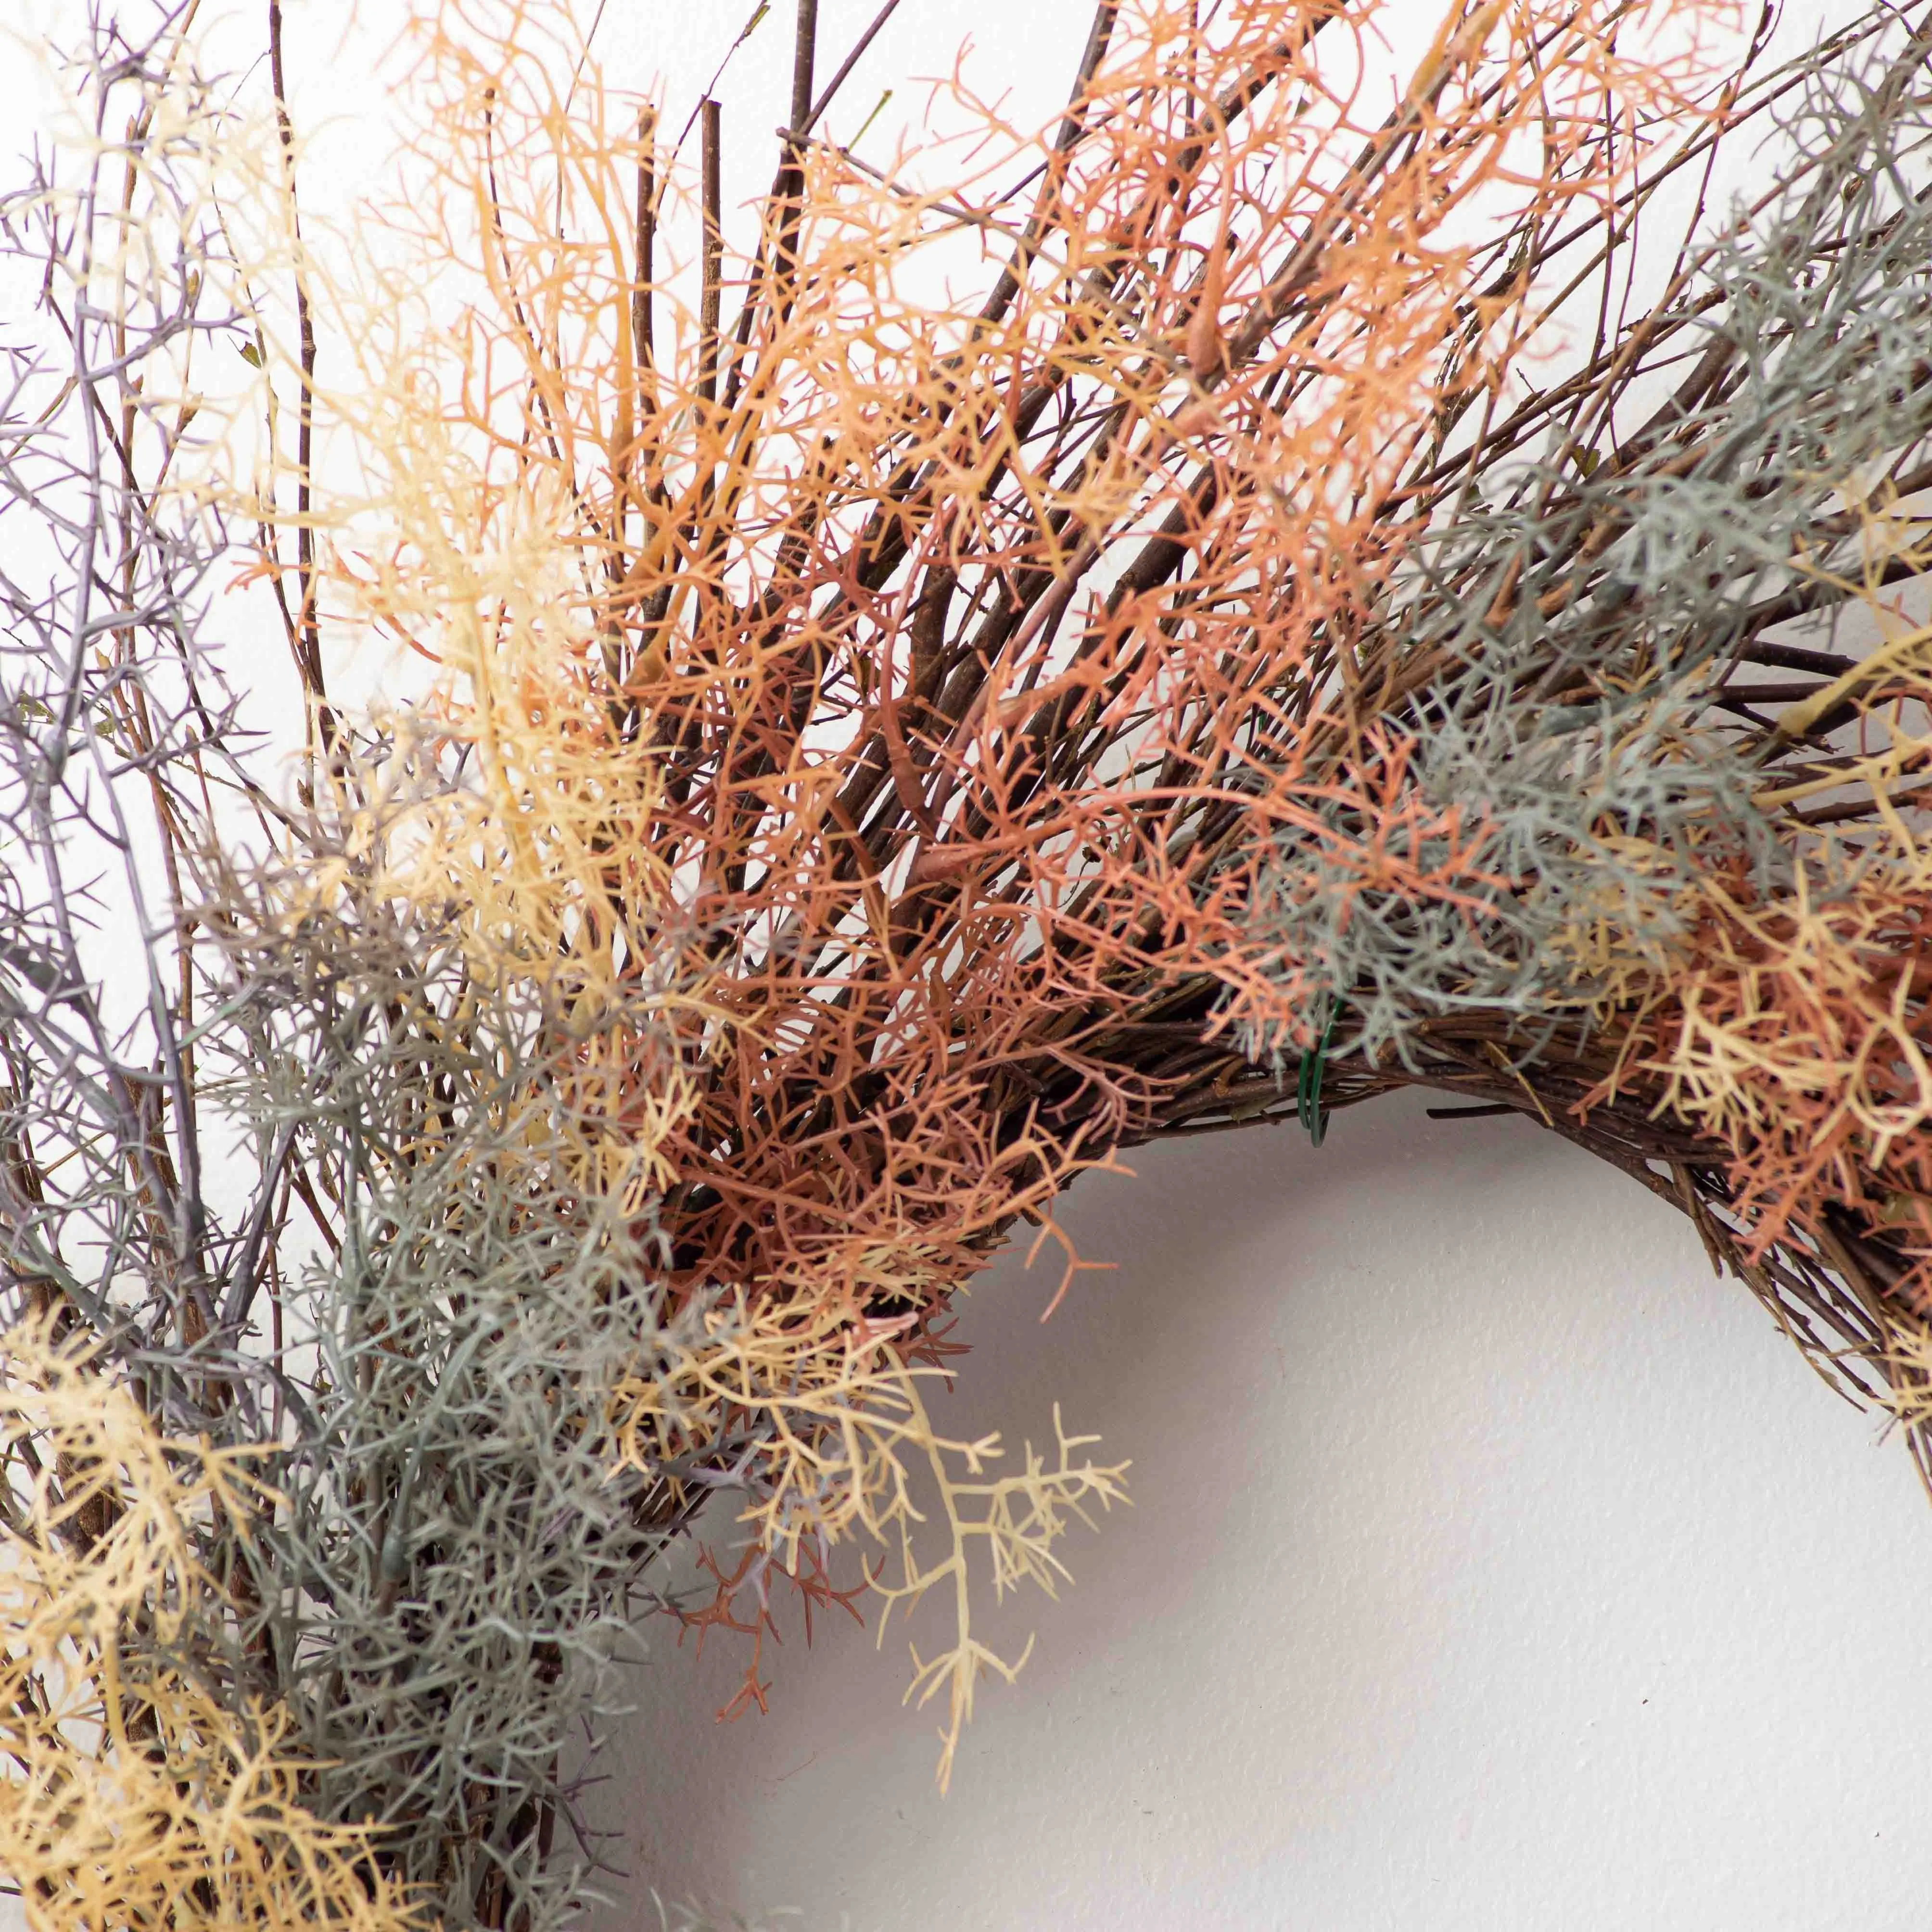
[1240,36,1932,1068]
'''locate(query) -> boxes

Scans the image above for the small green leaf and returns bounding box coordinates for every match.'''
[239,342,263,368]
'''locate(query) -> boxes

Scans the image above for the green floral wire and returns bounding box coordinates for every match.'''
[1296,995,1335,1148]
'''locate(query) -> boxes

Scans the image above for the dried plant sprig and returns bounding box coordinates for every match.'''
[250,0,1932,1803]
[1234,16,1932,1410]
[615,1289,1128,1790]
[0,11,699,1925]
[281,0,1728,1783]
[320,0,1738,1297]
[0,1319,420,1930]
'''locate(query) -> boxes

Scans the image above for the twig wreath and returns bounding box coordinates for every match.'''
[5,0,1932,1922]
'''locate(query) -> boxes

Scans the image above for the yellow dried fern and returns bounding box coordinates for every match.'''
[0,1324,421,1931]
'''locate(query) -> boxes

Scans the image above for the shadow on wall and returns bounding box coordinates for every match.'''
[583,1089,1932,1932]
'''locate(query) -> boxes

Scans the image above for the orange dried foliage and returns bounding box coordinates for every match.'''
[332,0,1725,1280]
[1610,648,1932,1312]
[288,0,1749,1756]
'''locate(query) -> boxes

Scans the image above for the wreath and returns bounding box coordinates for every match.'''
[4,1,1931,1924]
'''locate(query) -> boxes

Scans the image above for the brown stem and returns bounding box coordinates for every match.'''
[699,98,722,408]
[266,0,333,759]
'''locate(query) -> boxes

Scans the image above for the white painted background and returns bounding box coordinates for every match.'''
[8,5,1932,1928]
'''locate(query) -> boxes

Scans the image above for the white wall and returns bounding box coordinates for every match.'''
[585,1092,1932,1930]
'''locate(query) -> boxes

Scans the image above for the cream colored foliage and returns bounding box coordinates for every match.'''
[615,1292,1129,1791]
[0,1325,420,1931]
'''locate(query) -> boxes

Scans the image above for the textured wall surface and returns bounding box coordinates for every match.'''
[586,1090,1932,1930]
